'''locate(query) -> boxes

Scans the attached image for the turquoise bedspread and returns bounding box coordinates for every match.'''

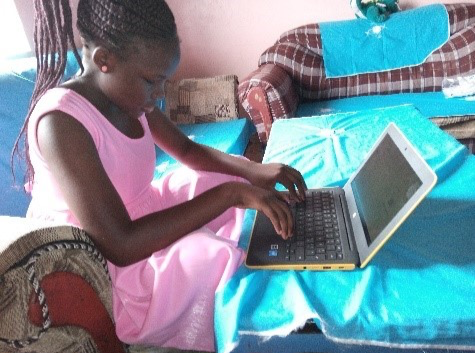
[215,105,475,352]
[320,4,449,78]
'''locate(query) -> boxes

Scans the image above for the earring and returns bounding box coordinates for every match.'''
[101,65,108,73]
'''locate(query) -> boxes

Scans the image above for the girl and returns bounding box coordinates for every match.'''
[15,0,306,351]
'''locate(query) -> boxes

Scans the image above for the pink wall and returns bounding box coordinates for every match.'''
[15,0,472,81]
[167,0,470,81]
[14,0,79,55]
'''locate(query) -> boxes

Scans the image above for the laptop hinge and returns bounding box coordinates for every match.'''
[339,194,355,252]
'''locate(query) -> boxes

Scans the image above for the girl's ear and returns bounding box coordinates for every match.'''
[91,46,117,73]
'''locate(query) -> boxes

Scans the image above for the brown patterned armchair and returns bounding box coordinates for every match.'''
[1,218,202,353]
[238,3,475,150]
[0,217,126,353]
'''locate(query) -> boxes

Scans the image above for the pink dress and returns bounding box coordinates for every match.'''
[27,88,246,351]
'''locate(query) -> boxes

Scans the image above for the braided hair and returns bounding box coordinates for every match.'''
[12,0,178,185]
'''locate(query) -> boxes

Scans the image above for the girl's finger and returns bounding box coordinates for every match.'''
[262,202,286,239]
[273,197,293,239]
[284,167,307,200]
[278,175,301,202]
[281,199,294,237]
[273,189,291,204]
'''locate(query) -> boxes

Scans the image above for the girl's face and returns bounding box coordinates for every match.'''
[102,39,180,119]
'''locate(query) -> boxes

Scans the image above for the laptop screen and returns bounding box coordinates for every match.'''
[350,135,423,246]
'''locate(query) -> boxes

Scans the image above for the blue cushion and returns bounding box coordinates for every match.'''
[153,119,255,181]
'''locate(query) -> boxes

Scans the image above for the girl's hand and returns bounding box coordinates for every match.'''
[231,182,294,239]
[246,162,307,202]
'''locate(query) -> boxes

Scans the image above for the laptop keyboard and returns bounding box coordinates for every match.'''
[285,190,343,262]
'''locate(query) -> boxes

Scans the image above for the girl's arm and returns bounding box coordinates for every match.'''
[146,109,307,200]
[37,111,294,267]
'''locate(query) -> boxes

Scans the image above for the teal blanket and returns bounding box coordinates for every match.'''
[215,105,475,352]
[320,4,449,78]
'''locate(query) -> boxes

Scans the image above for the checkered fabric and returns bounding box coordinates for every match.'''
[239,3,475,143]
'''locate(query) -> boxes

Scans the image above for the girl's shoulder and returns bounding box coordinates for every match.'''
[31,86,105,146]
[34,86,95,121]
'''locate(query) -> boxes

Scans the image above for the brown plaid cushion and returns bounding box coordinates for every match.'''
[239,3,475,143]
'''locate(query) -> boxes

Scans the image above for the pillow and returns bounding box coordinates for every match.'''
[165,75,239,124]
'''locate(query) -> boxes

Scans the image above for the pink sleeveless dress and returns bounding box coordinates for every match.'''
[27,87,246,351]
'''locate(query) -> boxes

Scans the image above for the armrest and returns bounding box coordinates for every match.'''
[0,217,125,353]
[238,64,299,144]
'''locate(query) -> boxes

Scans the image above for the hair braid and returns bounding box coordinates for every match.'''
[13,0,177,186]
[12,0,83,186]
[77,0,178,52]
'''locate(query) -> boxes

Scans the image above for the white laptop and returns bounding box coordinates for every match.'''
[246,123,437,270]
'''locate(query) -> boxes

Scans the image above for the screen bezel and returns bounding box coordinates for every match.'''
[343,123,437,268]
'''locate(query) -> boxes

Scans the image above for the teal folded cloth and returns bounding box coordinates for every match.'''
[215,105,475,353]
[320,4,449,78]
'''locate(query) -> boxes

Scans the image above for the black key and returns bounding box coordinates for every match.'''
[296,248,305,261]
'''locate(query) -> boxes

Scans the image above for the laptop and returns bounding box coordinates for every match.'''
[245,123,437,270]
